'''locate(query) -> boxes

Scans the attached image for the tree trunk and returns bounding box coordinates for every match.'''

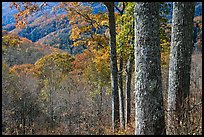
[118,49,125,129]
[118,7,126,130]
[125,19,135,129]
[125,53,133,128]
[134,2,166,135]
[104,2,120,132]
[167,2,195,135]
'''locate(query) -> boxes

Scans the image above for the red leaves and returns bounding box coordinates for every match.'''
[72,51,91,70]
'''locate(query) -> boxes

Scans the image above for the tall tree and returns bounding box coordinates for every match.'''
[167,2,195,135]
[115,2,126,129]
[134,2,166,135]
[103,2,120,133]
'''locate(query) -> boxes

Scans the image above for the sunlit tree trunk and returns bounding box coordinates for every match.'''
[118,49,125,129]
[167,2,195,135]
[134,2,166,135]
[104,2,120,132]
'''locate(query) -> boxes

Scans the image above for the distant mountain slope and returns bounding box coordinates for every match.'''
[2,30,64,67]
[11,16,69,42]
[2,2,105,54]
[35,28,85,55]
[2,2,18,26]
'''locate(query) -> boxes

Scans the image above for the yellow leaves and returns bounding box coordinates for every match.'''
[101,20,108,26]
[70,28,80,41]
[87,40,97,47]
[73,40,85,47]
[2,34,22,48]
[65,3,108,49]
[34,52,74,79]
[40,88,49,102]
[93,50,109,64]
[92,47,110,75]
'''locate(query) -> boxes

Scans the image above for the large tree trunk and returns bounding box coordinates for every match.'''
[104,2,120,132]
[167,2,195,135]
[134,2,166,135]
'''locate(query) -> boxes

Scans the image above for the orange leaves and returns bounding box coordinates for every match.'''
[10,2,40,29]
[9,64,36,77]
[72,50,92,70]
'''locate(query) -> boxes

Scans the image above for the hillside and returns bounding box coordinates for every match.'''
[2,2,105,54]
[2,30,64,67]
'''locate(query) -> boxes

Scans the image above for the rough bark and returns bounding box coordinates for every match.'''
[104,2,120,132]
[167,2,195,135]
[134,2,166,135]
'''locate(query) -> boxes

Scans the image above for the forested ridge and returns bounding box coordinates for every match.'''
[2,2,202,135]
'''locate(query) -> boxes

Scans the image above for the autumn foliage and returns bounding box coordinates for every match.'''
[2,2,202,135]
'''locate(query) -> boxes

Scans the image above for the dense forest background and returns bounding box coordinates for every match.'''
[2,2,202,135]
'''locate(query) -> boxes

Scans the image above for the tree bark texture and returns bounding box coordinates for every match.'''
[134,2,166,135]
[104,2,120,132]
[167,2,195,135]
